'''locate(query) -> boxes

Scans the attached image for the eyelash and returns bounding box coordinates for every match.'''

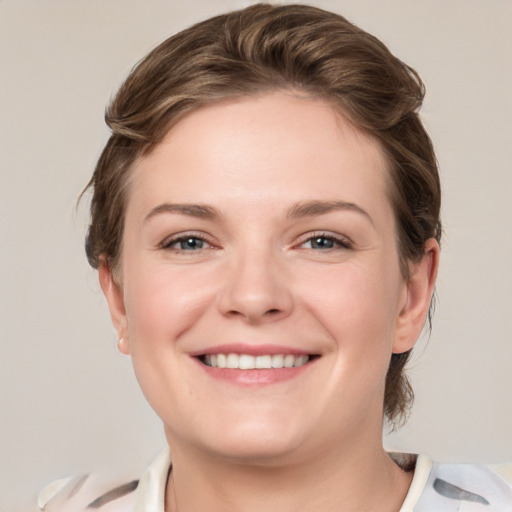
[298,232,353,251]
[160,233,213,252]
[160,232,353,253]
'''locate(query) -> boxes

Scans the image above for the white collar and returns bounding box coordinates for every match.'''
[398,454,432,512]
[134,447,171,512]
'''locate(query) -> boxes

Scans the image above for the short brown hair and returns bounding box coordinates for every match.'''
[84,3,441,427]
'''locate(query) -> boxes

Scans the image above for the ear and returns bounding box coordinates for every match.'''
[98,259,130,355]
[393,238,440,354]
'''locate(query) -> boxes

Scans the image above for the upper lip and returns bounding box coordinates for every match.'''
[189,343,315,357]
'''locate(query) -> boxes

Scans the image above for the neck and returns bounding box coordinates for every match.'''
[164,431,412,512]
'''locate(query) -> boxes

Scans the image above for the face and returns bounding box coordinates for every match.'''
[101,92,437,465]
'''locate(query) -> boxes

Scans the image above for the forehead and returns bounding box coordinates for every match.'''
[127,93,391,218]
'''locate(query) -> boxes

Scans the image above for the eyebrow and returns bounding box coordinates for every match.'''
[144,200,373,225]
[144,203,218,222]
[287,200,374,225]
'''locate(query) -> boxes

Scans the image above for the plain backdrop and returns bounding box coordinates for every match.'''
[1,1,511,510]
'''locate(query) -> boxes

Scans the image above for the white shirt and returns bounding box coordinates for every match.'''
[39,448,512,511]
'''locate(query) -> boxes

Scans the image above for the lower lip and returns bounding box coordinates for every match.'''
[194,359,314,385]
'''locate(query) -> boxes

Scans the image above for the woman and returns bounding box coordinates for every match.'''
[38,3,512,511]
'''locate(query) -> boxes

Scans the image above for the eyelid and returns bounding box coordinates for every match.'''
[159,231,216,251]
[157,230,352,251]
[296,231,353,249]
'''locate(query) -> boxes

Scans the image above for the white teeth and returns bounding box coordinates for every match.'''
[202,353,310,369]
[294,355,309,367]
[284,354,295,368]
[239,354,255,369]
[255,355,272,369]
[271,354,284,368]
[226,353,238,368]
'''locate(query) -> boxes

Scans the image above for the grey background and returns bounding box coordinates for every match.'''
[1,1,511,510]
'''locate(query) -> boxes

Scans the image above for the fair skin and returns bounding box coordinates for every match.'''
[100,92,439,512]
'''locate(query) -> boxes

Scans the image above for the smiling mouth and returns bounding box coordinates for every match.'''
[199,353,317,369]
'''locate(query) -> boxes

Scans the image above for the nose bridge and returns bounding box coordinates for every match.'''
[218,237,293,323]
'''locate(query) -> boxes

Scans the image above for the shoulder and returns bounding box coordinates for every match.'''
[493,461,512,486]
[38,473,139,512]
[409,455,512,512]
[38,448,171,512]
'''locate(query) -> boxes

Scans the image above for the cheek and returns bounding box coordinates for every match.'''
[122,262,217,351]
[300,260,403,350]
[120,263,218,418]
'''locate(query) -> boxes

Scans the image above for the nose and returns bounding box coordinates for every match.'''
[217,247,294,325]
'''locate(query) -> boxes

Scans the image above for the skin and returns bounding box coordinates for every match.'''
[100,92,439,512]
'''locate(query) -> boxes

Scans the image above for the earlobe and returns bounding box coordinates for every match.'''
[117,337,130,356]
[393,238,440,354]
[98,259,130,355]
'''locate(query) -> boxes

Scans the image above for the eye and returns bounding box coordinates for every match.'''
[300,234,352,250]
[161,235,210,252]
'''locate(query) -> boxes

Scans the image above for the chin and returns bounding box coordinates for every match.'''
[174,412,309,465]
[207,435,304,466]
